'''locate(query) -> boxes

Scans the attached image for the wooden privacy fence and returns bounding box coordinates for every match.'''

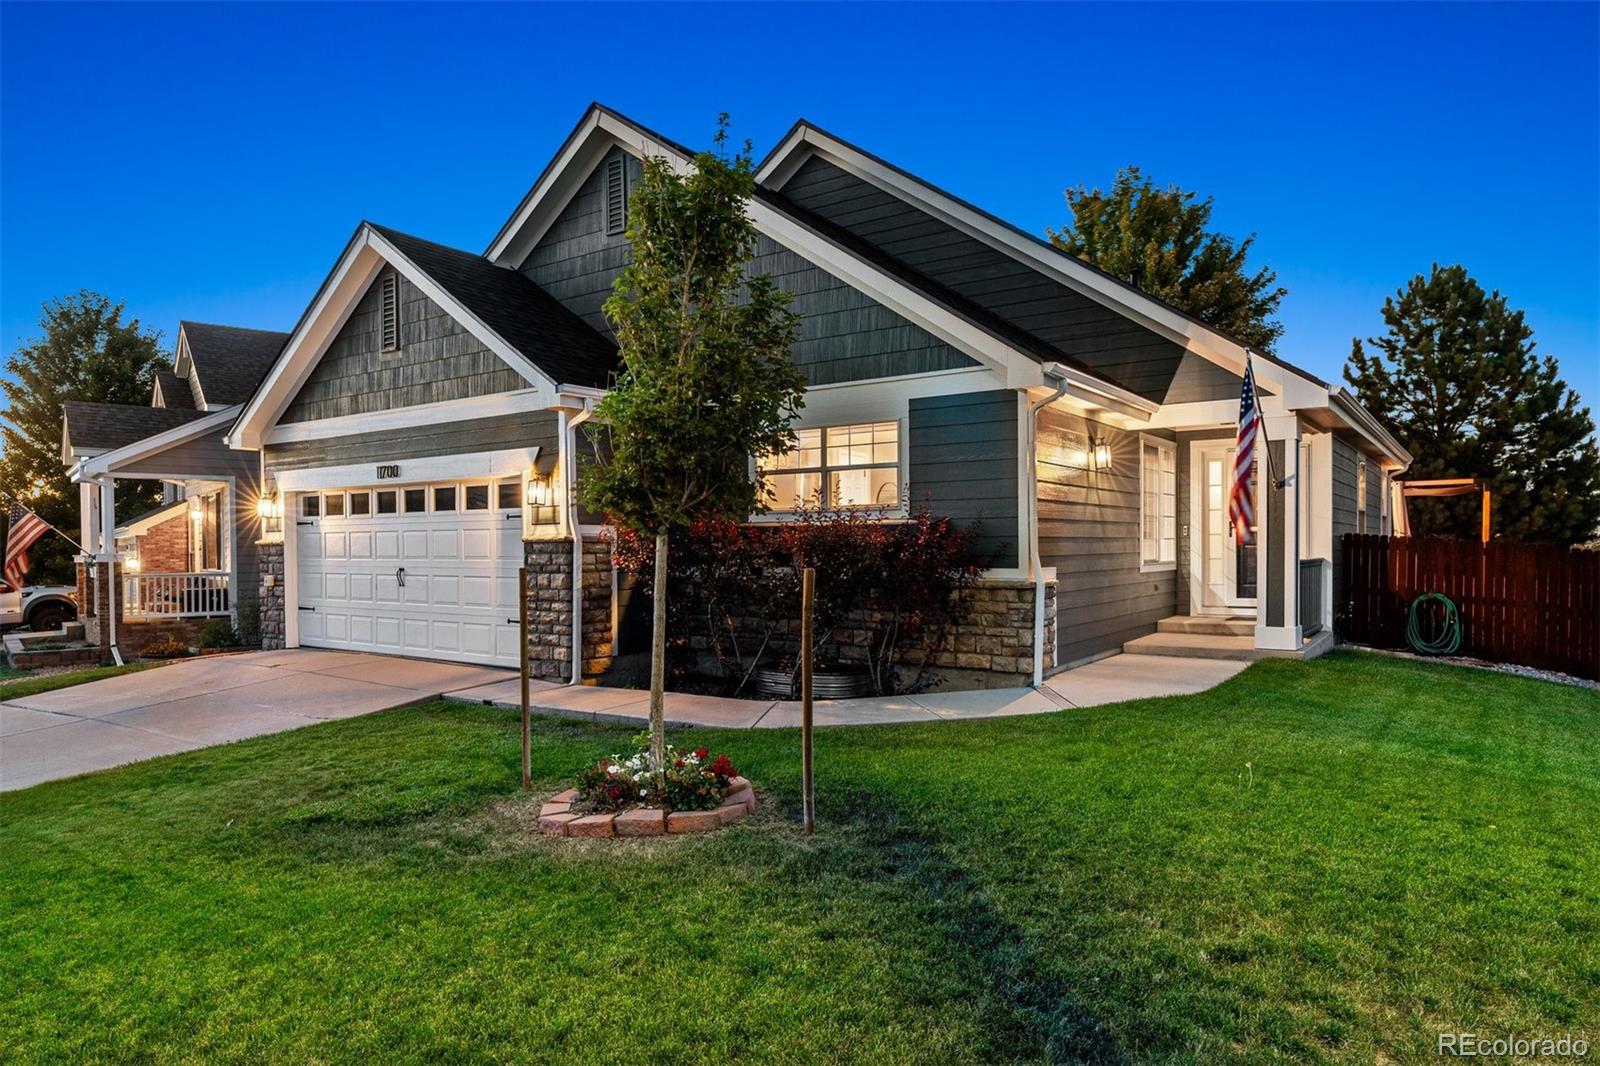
[1340,535,1600,680]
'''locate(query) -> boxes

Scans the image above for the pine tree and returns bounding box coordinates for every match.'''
[0,292,166,583]
[1048,166,1287,353]
[1346,264,1600,544]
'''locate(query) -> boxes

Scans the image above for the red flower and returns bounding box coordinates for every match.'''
[674,758,684,769]
[694,747,709,760]
[710,754,736,778]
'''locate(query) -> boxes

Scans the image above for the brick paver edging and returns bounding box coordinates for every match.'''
[536,777,756,838]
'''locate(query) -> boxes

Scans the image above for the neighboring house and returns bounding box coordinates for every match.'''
[61,322,287,658]
[72,104,1409,684]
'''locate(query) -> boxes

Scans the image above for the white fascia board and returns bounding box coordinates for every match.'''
[265,388,554,445]
[230,226,556,451]
[80,407,239,478]
[1331,390,1411,469]
[273,446,541,493]
[760,127,1329,399]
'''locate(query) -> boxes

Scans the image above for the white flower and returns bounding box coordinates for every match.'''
[607,764,621,774]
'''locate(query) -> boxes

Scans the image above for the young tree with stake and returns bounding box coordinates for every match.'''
[580,118,805,782]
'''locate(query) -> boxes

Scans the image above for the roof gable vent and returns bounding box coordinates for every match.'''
[604,155,627,236]
[380,272,400,352]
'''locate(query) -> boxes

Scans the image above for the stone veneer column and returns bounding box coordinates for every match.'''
[523,539,574,681]
[257,541,285,650]
[580,538,614,679]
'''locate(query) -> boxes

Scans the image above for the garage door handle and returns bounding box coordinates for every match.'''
[298,606,316,612]
[397,567,406,587]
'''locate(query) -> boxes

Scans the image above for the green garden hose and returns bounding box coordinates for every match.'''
[1406,592,1462,656]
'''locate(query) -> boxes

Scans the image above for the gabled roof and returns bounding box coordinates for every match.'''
[755,119,1328,394]
[62,401,211,457]
[180,322,290,406]
[370,225,617,389]
[115,498,190,540]
[152,369,194,410]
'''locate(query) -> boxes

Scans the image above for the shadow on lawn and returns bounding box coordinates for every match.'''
[820,788,1126,1065]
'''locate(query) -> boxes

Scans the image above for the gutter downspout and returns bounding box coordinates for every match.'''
[1026,363,1069,686]
[94,475,124,667]
[563,405,594,686]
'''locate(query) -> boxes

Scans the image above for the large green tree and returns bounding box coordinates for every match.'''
[0,292,166,584]
[580,119,804,777]
[1346,264,1600,544]
[1048,166,1287,353]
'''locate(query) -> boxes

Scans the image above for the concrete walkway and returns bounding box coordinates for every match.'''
[443,653,1248,729]
[1,649,509,792]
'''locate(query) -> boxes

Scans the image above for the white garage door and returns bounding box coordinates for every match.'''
[295,482,525,668]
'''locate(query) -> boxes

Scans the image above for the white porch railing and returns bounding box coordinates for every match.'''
[123,571,231,619]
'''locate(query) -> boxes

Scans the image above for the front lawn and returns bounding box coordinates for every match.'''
[0,662,152,702]
[2,652,1595,1062]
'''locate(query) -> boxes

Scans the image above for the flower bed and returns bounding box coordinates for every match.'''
[537,736,756,838]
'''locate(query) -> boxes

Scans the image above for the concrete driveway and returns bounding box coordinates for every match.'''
[1,649,511,792]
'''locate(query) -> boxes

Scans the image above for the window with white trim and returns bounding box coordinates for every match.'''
[757,420,901,512]
[1139,437,1177,568]
[1356,459,1368,534]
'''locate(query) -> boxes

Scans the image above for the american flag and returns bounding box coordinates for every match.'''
[4,499,51,588]
[1228,358,1260,546]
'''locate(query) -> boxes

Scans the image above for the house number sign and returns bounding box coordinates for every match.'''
[376,464,400,480]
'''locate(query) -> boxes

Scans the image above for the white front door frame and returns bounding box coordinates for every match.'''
[1188,439,1257,616]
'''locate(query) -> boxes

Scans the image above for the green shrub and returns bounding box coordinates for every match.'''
[196,620,239,649]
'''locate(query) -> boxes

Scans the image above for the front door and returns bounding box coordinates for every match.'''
[1193,443,1258,614]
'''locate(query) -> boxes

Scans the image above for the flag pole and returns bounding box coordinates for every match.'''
[2,492,91,557]
[1243,352,1288,491]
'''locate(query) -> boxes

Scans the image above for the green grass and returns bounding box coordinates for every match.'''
[2,652,1596,1063]
[0,662,152,702]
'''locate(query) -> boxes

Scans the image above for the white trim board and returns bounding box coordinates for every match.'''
[271,446,541,494]
[264,387,554,444]
[229,225,559,451]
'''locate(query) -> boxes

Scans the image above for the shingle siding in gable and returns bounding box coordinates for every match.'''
[520,147,975,387]
[780,154,1250,405]
[280,271,526,424]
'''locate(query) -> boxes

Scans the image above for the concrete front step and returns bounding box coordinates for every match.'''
[1124,629,1336,662]
[1156,616,1255,637]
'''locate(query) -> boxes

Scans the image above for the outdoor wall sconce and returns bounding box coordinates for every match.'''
[189,499,204,523]
[527,471,557,525]
[1090,435,1111,472]
[255,490,282,537]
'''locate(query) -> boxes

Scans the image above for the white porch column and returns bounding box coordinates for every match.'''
[79,481,99,556]
[98,478,116,562]
[1255,415,1302,651]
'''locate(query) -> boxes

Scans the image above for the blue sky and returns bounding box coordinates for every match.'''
[2,2,1596,404]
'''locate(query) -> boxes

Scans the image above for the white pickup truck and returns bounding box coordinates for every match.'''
[0,582,79,632]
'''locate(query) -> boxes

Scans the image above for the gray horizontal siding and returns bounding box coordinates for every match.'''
[264,411,560,473]
[909,390,1018,568]
[1331,436,1360,605]
[781,154,1261,405]
[1036,409,1176,666]
[521,148,975,387]
[281,270,527,424]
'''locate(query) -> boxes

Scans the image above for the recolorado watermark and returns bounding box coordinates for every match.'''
[1438,1032,1589,1058]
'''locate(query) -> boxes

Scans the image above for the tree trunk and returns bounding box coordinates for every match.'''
[649,530,669,784]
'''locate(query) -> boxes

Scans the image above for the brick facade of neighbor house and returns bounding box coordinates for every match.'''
[523,538,613,683]
[133,512,191,574]
[257,541,285,650]
[80,559,227,663]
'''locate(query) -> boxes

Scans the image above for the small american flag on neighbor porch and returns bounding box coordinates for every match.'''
[4,499,50,588]
[1229,358,1260,546]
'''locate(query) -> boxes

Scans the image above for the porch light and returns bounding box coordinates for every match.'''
[189,500,204,523]
[527,472,553,509]
[255,491,282,536]
[1091,436,1111,471]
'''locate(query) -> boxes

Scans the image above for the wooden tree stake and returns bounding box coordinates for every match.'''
[519,565,531,790]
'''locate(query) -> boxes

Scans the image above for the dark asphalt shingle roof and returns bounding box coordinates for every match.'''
[371,224,618,390]
[181,322,290,406]
[62,401,212,454]
[152,369,194,409]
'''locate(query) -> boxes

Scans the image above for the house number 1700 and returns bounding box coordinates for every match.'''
[376,464,400,479]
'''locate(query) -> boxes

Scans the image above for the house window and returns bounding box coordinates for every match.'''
[380,272,401,352]
[497,480,522,510]
[1139,437,1177,569]
[301,495,320,518]
[376,490,398,515]
[1356,459,1368,534]
[757,421,901,512]
[604,155,628,236]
